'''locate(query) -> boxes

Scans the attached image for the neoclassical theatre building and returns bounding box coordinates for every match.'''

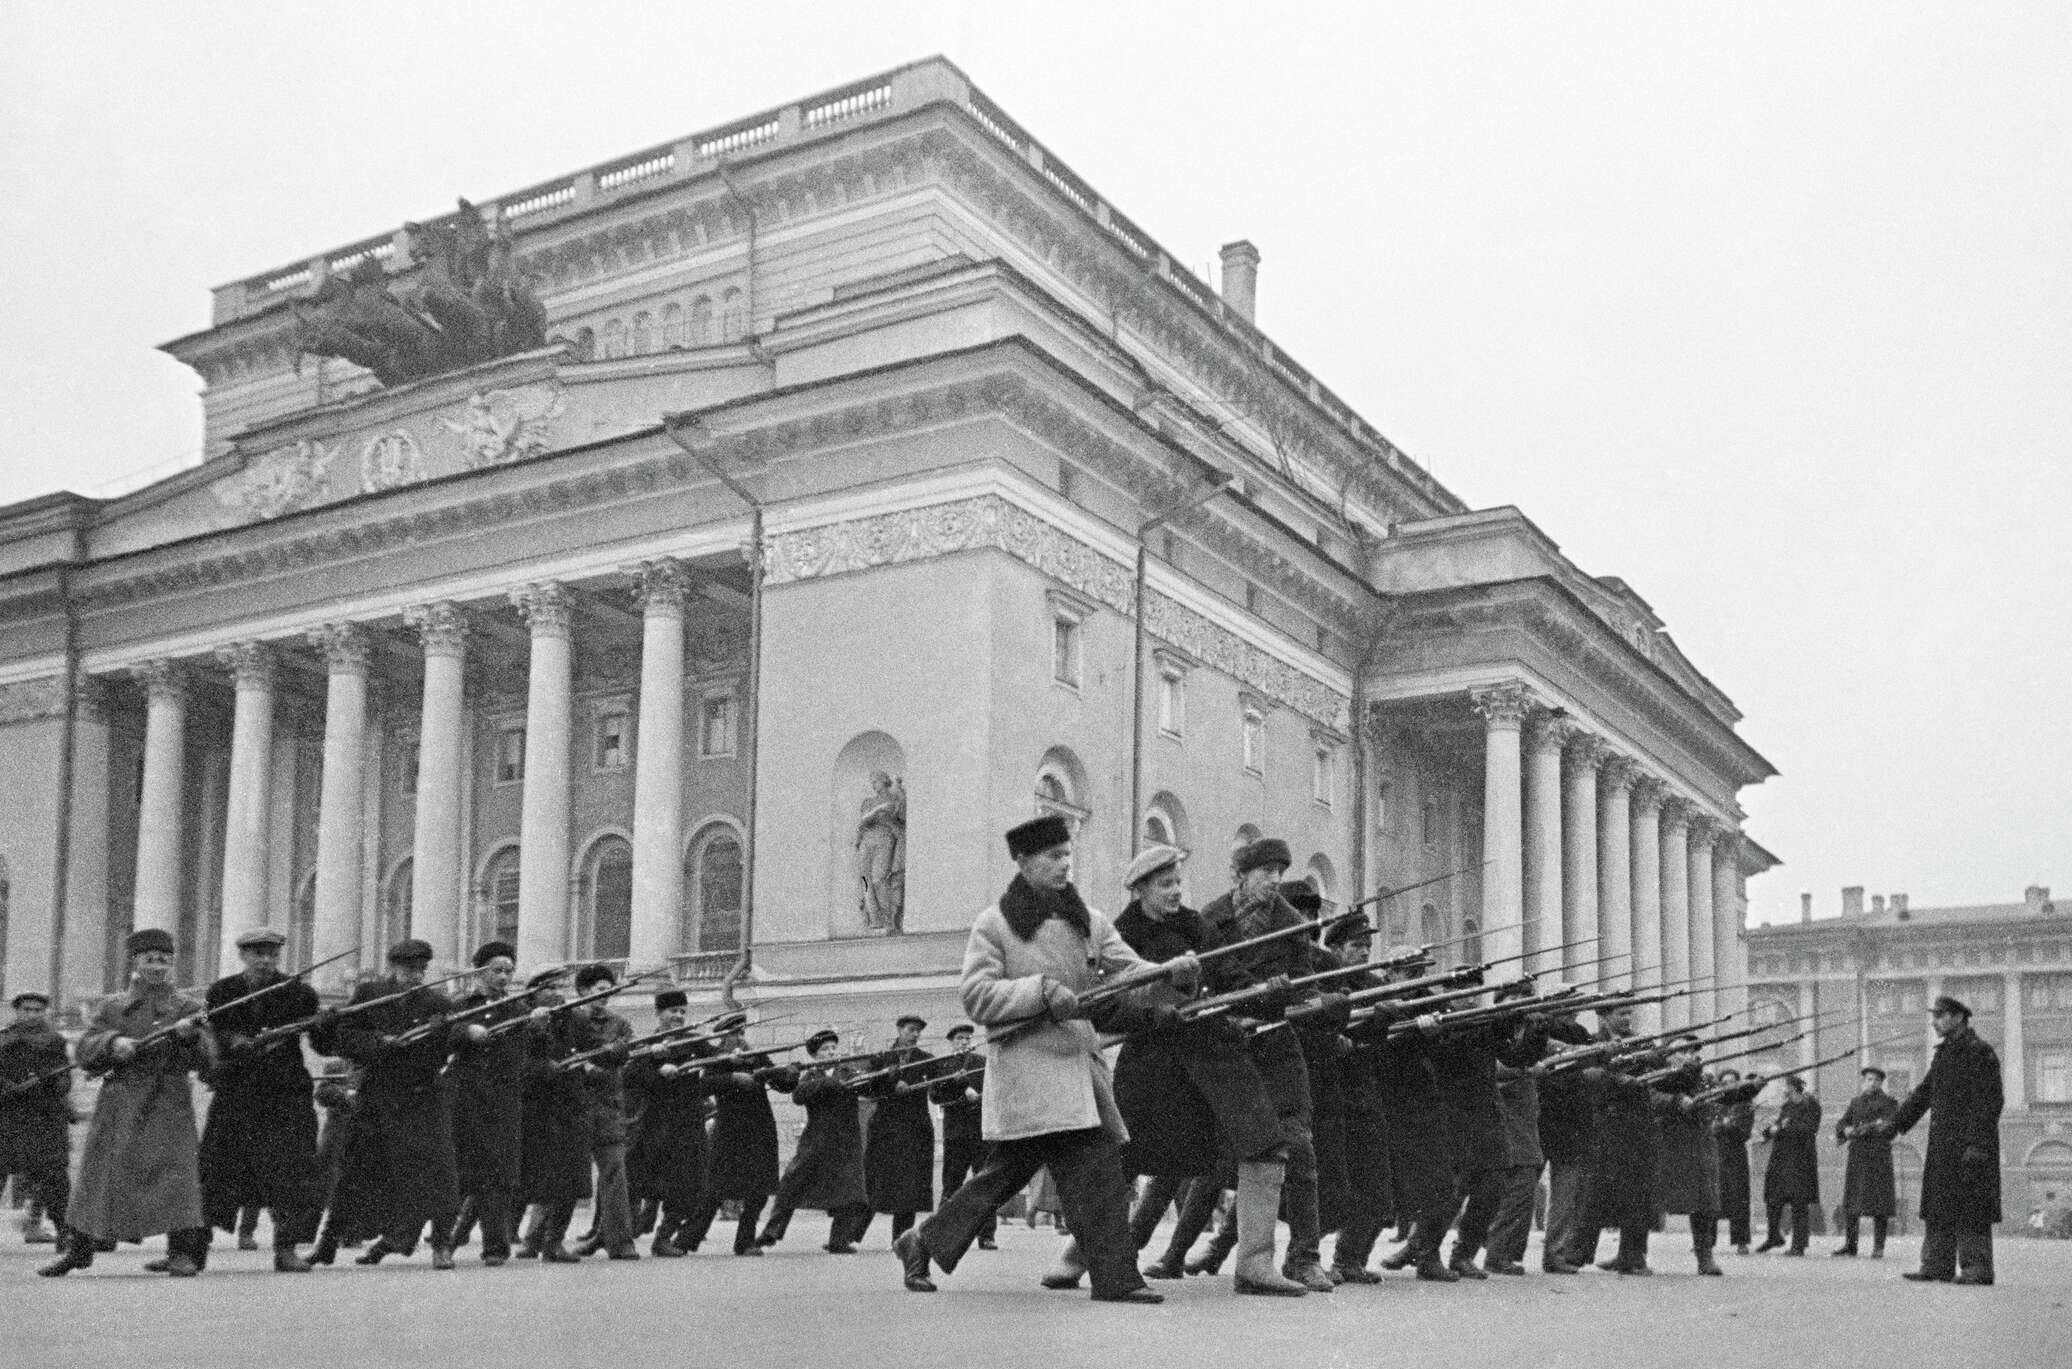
[0,59,1777,1040]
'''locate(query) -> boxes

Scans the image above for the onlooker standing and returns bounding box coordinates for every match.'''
[1709,1069,1756,1253]
[1756,1074,1820,1255]
[1833,1066,1899,1258]
[1892,995,2004,1286]
[1,992,72,1251]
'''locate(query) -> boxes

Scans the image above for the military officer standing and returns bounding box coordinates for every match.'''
[1832,1065,1899,1258]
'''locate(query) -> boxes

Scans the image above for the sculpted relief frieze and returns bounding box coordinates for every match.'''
[212,383,567,525]
[766,493,1349,730]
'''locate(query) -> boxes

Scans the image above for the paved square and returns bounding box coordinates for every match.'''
[10,1219,2066,1369]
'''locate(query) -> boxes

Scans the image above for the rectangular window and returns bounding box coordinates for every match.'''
[1422,799,1439,848]
[1157,669,1185,737]
[398,740,419,796]
[1948,978,2003,1015]
[699,695,735,758]
[1241,706,1265,775]
[2037,1049,2072,1104]
[1375,781,1392,833]
[1052,614,1082,689]
[2024,974,2072,1012]
[594,711,630,770]
[495,726,526,785]
[1311,745,1335,807]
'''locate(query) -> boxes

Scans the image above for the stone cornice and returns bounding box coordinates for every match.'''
[765,490,1348,730]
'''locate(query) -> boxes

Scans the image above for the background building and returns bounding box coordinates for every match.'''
[0,59,1773,1059]
[1747,884,2072,1232]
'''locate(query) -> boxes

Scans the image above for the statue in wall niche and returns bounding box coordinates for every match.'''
[855,771,907,933]
[291,199,548,386]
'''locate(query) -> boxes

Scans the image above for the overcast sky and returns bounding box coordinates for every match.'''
[3,2,2066,926]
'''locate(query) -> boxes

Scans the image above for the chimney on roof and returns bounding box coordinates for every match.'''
[1842,886,1865,920]
[2027,885,2052,915]
[1871,894,1887,916]
[1800,892,1813,923]
[1893,894,1910,921]
[1219,241,1260,323]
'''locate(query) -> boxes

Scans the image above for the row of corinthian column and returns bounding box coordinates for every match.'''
[1470,682,1743,1028]
[124,560,702,980]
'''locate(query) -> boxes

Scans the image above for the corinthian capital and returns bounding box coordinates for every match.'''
[307,623,372,674]
[1470,681,1534,729]
[216,641,278,690]
[510,582,573,637]
[1528,714,1581,754]
[404,602,471,657]
[631,559,693,615]
[1629,772,1667,813]
[1661,794,1697,829]
[133,659,188,705]
[1566,732,1611,769]
[1688,814,1722,850]
[1599,752,1639,791]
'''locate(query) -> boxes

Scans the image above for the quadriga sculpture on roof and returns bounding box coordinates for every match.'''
[292,199,548,386]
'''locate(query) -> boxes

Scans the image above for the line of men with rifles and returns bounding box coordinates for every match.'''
[4,816,2005,1292]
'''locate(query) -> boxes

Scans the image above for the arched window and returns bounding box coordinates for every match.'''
[1034,748,1091,831]
[1142,791,1190,853]
[1420,902,1444,946]
[1142,810,1175,847]
[484,847,521,948]
[572,326,595,361]
[1460,915,1482,963]
[629,311,652,355]
[685,824,743,954]
[601,318,627,359]
[1305,854,1336,903]
[381,857,414,951]
[720,287,747,342]
[581,836,633,961]
[661,302,685,349]
[689,295,714,345]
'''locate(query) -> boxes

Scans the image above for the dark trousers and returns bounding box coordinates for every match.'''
[1724,1203,1751,1247]
[587,1141,633,1249]
[849,1210,917,1245]
[1544,1159,1587,1266]
[1449,1165,1506,1258]
[941,1136,996,1243]
[15,1162,68,1234]
[1689,1210,1718,1253]
[1838,1213,1889,1251]
[1920,1222,1993,1281]
[682,1191,768,1253]
[471,1190,514,1258]
[1765,1201,1809,1252]
[1129,1173,1186,1249]
[1485,1164,1541,1265]
[916,1127,1143,1298]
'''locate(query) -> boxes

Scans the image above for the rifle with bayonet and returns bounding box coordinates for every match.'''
[1534,1009,1747,1075]
[406,967,578,1046]
[1341,861,1492,911]
[108,946,371,1066]
[1308,938,1609,1030]
[896,1058,985,1097]
[243,966,478,1054]
[476,967,672,1042]
[1692,1032,1918,1107]
[1389,976,1715,1042]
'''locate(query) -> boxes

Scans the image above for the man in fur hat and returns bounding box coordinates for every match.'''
[892,814,1179,1304]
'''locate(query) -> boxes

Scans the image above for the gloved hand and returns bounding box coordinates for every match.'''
[1041,978,1081,1021]
[1165,953,1202,998]
[111,1037,139,1063]
[529,1006,554,1024]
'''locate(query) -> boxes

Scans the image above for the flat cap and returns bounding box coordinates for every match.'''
[126,928,176,957]
[654,988,689,1011]
[1122,844,1186,891]
[1931,995,1971,1018]
[387,938,435,964]
[895,1013,927,1031]
[10,990,51,1008]
[805,1028,840,1054]
[235,927,287,950]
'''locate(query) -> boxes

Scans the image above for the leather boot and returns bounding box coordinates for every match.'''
[1412,1220,1459,1282]
[1872,1218,1888,1259]
[37,1229,95,1277]
[1158,1179,1222,1276]
[1188,1201,1239,1275]
[1277,1169,1334,1292]
[1230,1159,1307,1296]
[1448,1235,1490,1280]
[1039,1238,1086,1289]
[1695,1249,1724,1276]
[273,1244,314,1273]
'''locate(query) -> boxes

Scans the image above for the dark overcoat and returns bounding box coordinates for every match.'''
[0,1020,71,1174]
[1836,1090,1900,1218]
[1494,1063,1543,1170]
[624,1043,715,1203]
[1298,1021,1351,1230]
[1111,900,1279,1174]
[929,1053,985,1147]
[1338,1044,1393,1225]
[1892,1025,2003,1227]
[1430,1026,1514,1176]
[1650,1070,1720,1216]
[563,1008,633,1148]
[1197,890,1330,1159]
[312,978,460,1230]
[1762,1091,1822,1206]
[862,1047,936,1214]
[445,991,533,1195]
[1532,1016,1599,1166]
[779,1065,869,1211]
[69,986,214,1241]
[1362,1024,1455,1217]
[1587,1064,1661,1228]
[1710,1091,1756,1224]
[197,969,321,1229]
[703,1057,791,1198]
[519,1009,593,1202]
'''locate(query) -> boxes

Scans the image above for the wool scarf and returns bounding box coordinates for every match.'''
[999,874,1093,942]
